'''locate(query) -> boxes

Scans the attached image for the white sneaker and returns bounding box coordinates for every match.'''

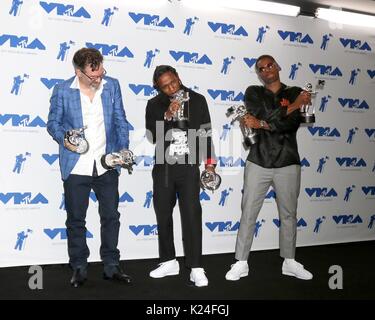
[225,261,249,281]
[282,259,313,280]
[149,259,180,278]
[190,268,208,287]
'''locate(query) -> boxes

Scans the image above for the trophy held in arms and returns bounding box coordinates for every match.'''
[226,105,258,146]
[171,89,190,130]
[64,126,89,154]
[200,169,222,193]
[101,149,136,174]
[300,82,319,124]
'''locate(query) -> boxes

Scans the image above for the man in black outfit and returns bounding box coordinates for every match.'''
[145,65,216,287]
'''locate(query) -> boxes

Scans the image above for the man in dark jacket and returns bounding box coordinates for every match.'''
[145,65,216,287]
[225,55,313,281]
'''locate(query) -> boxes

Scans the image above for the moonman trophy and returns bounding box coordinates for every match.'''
[200,169,222,193]
[101,149,136,174]
[300,83,317,124]
[226,105,258,146]
[171,89,190,130]
[64,126,89,154]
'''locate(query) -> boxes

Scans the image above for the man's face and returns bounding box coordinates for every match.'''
[77,63,106,90]
[256,58,280,85]
[157,71,181,96]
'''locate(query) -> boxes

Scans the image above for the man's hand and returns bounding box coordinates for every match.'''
[240,114,263,129]
[63,138,78,152]
[165,100,181,120]
[205,165,216,173]
[286,91,312,115]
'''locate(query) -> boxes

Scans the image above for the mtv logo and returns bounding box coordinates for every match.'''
[128,12,174,28]
[0,34,46,50]
[200,191,211,201]
[336,157,367,168]
[332,215,363,225]
[305,188,338,198]
[273,218,307,228]
[365,129,375,139]
[207,89,244,101]
[0,114,46,128]
[339,38,371,51]
[119,192,134,203]
[169,51,212,65]
[278,30,314,44]
[205,221,240,232]
[40,78,64,90]
[362,186,375,196]
[39,2,91,18]
[300,158,311,167]
[367,70,375,79]
[128,84,157,97]
[243,58,257,69]
[207,22,248,36]
[308,126,340,137]
[44,228,93,240]
[86,43,134,58]
[338,98,369,110]
[309,64,342,76]
[0,192,48,205]
[129,225,158,236]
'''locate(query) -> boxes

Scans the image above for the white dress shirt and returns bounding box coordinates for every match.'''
[70,77,108,177]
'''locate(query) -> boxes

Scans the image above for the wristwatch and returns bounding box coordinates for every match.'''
[260,120,266,128]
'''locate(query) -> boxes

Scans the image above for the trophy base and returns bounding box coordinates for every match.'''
[173,120,189,130]
[244,134,258,147]
[301,114,315,124]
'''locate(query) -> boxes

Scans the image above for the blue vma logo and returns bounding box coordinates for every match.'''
[309,64,342,77]
[0,192,48,205]
[273,218,307,228]
[207,22,248,36]
[365,129,375,140]
[207,89,244,102]
[86,43,134,58]
[305,187,338,199]
[300,158,311,168]
[205,221,240,232]
[0,114,46,128]
[128,84,157,97]
[119,192,134,203]
[42,153,59,165]
[128,12,174,28]
[0,34,46,50]
[307,126,340,138]
[338,98,369,110]
[339,38,372,51]
[129,225,158,236]
[44,228,93,240]
[169,50,212,65]
[39,2,91,19]
[135,155,155,167]
[336,157,366,168]
[40,78,64,90]
[265,189,276,199]
[218,156,245,167]
[362,186,375,196]
[200,190,211,201]
[367,69,375,80]
[277,30,314,44]
[243,58,257,70]
[332,215,363,225]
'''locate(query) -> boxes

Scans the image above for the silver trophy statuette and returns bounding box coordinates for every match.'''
[64,126,89,154]
[300,82,318,124]
[226,105,258,146]
[171,89,190,130]
[200,169,222,193]
[101,149,136,174]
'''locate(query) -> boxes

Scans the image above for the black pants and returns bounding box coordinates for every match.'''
[63,170,120,270]
[152,164,202,268]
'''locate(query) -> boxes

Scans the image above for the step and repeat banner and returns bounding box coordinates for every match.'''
[1,0,374,267]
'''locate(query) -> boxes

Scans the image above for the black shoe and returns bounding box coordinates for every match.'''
[70,268,87,288]
[103,266,132,284]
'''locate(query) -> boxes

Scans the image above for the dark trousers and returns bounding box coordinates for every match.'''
[63,170,120,270]
[152,164,202,268]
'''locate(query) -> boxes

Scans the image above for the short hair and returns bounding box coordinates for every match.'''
[255,54,278,72]
[72,48,103,71]
[152,65,178,89]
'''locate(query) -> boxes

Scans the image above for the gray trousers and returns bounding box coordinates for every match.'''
[235,161,301,261]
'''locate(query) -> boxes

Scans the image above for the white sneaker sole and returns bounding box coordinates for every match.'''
[150,270,179,279]
[282,270,313,280]
[225,270,249,281]
[190,276,208,287]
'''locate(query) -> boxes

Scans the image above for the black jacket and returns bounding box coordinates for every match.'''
[145,86,215,166]
[244,83,302,168]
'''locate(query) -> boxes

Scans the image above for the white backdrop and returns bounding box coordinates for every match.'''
[1,0,374,267]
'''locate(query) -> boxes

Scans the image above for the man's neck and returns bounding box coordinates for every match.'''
[265,81,282,94]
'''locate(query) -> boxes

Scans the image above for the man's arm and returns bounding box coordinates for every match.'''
[113,79,129,150]
[199,96,216,170]
[47,85,65,145]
